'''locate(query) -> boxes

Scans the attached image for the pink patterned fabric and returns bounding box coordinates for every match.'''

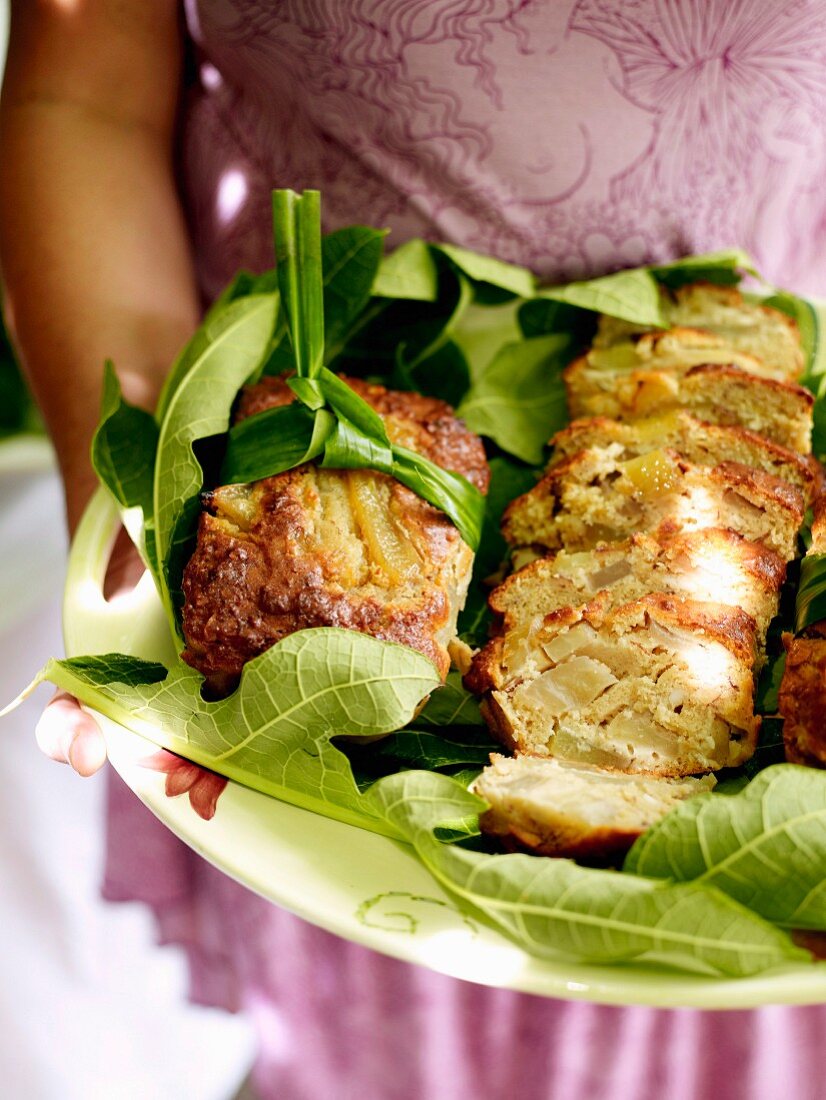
[106,3,826,1097]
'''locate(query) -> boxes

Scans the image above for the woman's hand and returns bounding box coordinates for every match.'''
[37,525,145,777]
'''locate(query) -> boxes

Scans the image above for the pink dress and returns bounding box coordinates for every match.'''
[106,3,826,1096]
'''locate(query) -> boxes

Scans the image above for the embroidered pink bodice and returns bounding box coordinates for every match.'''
[181,0,826,300]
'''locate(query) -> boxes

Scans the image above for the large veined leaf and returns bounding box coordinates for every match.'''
[24,631,440,836]
[364,772,807,976]
[458,334,570,464]
[416,670,485,728]
[625,765,826,930]
[153,292,278,636]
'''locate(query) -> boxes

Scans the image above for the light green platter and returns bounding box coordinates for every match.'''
[64,489,826,1009]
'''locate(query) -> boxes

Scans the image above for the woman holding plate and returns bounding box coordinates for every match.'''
[2,2,825,1098]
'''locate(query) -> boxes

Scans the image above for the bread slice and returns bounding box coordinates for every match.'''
[550,411,816,501]
[594,283,804,380]
[472,754,715,859]
[488,527,784,656]
[566,348,813,454]
[502,447,804,561]
[465,592,760,776]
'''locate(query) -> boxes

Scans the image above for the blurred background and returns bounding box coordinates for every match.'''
[0,3,255,1095]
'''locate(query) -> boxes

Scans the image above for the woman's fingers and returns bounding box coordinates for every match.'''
[35,690,107,776]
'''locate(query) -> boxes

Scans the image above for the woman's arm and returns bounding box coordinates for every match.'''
[0,0,199,530]
[0,1,201,773]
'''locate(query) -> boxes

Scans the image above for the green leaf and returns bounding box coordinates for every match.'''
[209,269,281,311]
[0,297,41,438]
[91,361,160,575]
[452,300,523,383]
[153,293,278,637]
[517,298,597,343]
[458,334,570,464]
[402,340,471,408]
[155,293,279,425]
[36,630,441,837]
[365,772,806,976]
[273,189,324,379]
[416,670,485,727]
[537,269,665,326]
[650,249,757,289]
[397,268,473,369]
[221,403,334,484]
[796,553,826,634]
[372,239,439,302]
[755,652,785,714]
[322,415,394,473]
[625,765,826,931]
[92,361,158,515]
[54,653,170,687]
[457,456,538,643]
[433,243,536,299]
[390,444,485,550]
[370,728,494,770]
[318,367,391,445]
[320,226,387,348]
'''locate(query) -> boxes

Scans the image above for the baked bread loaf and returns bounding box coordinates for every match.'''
[502,446,804,561]
[593,283,804,381]
[465,592,760,776]
[181,376,490,691]
[487,527,784,656]
[472,754,715,859]
[550,411,816,501]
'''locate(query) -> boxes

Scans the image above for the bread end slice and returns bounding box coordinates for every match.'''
[472,754,715,860]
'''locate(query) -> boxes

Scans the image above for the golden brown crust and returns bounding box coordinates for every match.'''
[623,592,757,665]
[477,807,645,862]
[684,363,814,406]
[550,413,816,500]
[779,635,826,767]
[709,460,804,518]
[181,376,489,687]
